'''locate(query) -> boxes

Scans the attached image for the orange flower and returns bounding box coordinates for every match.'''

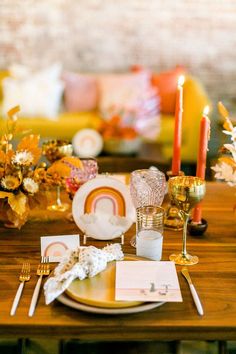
[47,156,83,180]
[121,127,137,139]
[100,113,138,141]
[109,115,121,126]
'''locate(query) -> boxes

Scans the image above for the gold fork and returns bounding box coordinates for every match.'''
[10,262,31,316]
[28,256,50,317]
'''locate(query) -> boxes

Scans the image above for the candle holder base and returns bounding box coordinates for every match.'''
[169,252,199,266]
[187,218,208,236]
[47,203,69,212]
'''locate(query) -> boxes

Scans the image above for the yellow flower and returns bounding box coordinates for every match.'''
[23,178,39,194]
[12,151,34,166]
[1,175,21,191]
[17,135,42,165]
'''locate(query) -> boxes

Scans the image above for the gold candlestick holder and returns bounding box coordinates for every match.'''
[168,176,206,265]
[42,139,73,212]
[164,171,184,231]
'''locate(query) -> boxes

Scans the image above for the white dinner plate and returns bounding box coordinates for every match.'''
[72,129,103,158]
[57,293,164,315]
[72,175,135,240]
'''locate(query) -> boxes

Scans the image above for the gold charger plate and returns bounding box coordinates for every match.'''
[66,254,145,309]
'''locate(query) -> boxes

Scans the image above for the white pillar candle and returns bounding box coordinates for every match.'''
[136,230,163,261]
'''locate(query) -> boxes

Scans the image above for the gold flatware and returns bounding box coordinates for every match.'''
[181,267,204,316]
[10,262,31,316]
[28,256,50,317]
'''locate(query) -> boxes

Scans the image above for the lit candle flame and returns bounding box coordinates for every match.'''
[203,106,210,116]
[178,75,185,87]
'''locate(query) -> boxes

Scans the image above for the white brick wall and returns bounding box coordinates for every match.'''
[1,0,236,109]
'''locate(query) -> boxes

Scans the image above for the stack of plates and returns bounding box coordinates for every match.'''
[57,255,165,314]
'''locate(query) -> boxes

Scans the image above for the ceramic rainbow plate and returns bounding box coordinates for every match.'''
[72,175,135,240]
[72,129,103,157]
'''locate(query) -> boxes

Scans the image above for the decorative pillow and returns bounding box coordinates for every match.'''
[98,71,150,113]
[97,71,160,140]
[151,66,186,114]
[2,63,64,120]
[62,72,98,112]
[133,88,161,140]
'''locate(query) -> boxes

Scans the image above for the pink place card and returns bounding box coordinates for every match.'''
[115,261,182,302]
[40,234,80,262]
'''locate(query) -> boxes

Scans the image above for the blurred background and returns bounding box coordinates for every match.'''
[1,0,236,161]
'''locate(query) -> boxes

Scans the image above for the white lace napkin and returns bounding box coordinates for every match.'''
[44,243,124,304]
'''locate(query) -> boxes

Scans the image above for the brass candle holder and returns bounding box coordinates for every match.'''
[168,176,206,265]
[164,170,184,231]
[42,140,73,212]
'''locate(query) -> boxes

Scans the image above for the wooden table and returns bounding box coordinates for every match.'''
[0,182,236,342]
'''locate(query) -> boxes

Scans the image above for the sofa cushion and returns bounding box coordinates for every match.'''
[2,63,64,120]
[97,71,160,139]
[98,71,151,112]
[152,66,185,114]
[62,72,98,112]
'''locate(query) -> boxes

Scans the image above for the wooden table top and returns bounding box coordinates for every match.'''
[0,181,236,341]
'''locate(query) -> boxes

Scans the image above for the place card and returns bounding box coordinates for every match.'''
[115,261,182,302]
[40,234,80,262]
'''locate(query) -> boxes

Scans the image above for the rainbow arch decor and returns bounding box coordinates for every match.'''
[72,175,135,241]
[84,186,126,216]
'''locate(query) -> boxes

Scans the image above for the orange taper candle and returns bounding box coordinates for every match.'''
[192,106,210,223]
[171,76,185,175]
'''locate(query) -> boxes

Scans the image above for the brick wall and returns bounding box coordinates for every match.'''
[1,0,236,111]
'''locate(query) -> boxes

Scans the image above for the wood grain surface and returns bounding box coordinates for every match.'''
[0,182,235,341]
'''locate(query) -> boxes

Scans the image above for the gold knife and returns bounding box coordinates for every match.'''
[181,267,204,316]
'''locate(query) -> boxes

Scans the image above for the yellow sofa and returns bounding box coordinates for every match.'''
[0,71,210,164]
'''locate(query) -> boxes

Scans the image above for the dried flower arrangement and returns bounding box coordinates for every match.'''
[98,112,141,155]
[211,102,236,187]
[0,106,95,227]
[99,114,138,141]
[0,106,48,228]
